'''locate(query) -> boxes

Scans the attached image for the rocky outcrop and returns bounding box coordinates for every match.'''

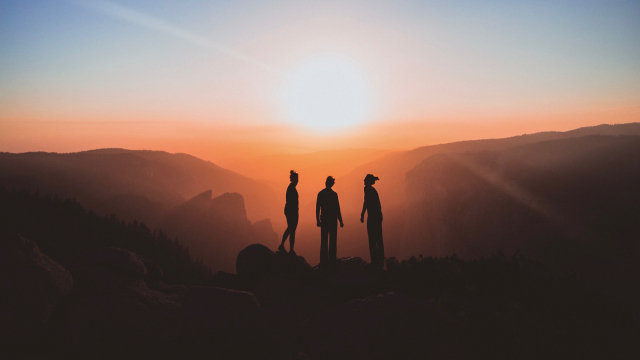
[2,238,629,359]
[53,247,271,359]
[236,244,315,289]
[160,191,277,273]
[236,243,276,287]
[139,255,164,280]
[91,247,148,278]
[60,247,150,294]
[301,292,461,360]
[0,233,73,350]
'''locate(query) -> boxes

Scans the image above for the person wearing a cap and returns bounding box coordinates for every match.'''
[361,174,384,270]
[316,176,344,265]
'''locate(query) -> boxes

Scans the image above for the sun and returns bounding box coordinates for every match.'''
[280,54,372,132]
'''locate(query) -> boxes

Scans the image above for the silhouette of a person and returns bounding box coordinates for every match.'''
[279,170,299,253]
[316,176,343,265]
[360,174,384,270]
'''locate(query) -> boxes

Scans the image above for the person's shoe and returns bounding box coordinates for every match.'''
[278,244,287,253]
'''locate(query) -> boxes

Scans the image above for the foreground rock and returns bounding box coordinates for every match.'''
[301,292,462,360]
[180,286,269,358]
[52,247,272,359]
[0,233,73,351]
[236,243,276,287]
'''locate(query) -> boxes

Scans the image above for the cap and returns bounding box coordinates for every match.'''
[364,174,379,182]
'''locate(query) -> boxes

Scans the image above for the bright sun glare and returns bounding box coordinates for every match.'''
[281,55,372,132]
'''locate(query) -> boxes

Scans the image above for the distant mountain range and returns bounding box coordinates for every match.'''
[2,123,639,275]
[334,123,640,261]
[402,135,640,298]
[0,149,280,272]
[0,148,279,224]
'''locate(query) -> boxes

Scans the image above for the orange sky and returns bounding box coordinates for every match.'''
[2,105,638,166]
[1,0,639,164]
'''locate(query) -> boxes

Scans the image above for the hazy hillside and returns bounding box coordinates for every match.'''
[160,191,278,272]
[0,149,279,224]
[3,124,639,269]
[327,123,640,264]
[403,135,640,298]
[0,187,211,285]
[339,123,640,213]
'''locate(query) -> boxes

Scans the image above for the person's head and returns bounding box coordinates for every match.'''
[289,170,298,185]
[325,176,335,188]
[364,174,379,186]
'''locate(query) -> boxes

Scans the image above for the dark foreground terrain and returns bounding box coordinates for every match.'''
[2,190,638,359]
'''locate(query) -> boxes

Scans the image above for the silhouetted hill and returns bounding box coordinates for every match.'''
[0,187,211,285]
[402,135,640,300]
[160,190,278,272]
[0,148,279,225]
[341,123,640,211]
[335,123,640,260]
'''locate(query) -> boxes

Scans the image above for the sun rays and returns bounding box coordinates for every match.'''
[70,0,273,71]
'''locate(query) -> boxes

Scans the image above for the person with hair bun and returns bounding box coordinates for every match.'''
[279,170,299,253]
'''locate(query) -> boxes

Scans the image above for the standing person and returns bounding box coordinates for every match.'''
[360,174,384,270]
[316,176,343,265]
[279,170,299,253]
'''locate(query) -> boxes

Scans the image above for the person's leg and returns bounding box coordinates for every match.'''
[367,221,377,265]
[368,221,384,269]
[329,224,337,262]
[289,214,298,252]
[376,222,384,269]
[280,227,290,251]
[320,226,328,265]
[280,214,293,251]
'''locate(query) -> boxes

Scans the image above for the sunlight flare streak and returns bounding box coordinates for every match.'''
[70,0,273,71]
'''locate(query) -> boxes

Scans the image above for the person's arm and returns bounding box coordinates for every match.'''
[284,186,290,214]
[337,194,344,227]
[316,193,321,227]
[360,189,368,223]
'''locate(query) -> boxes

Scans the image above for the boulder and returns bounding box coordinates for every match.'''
[52,275,183,360]
[0,233,73,350]
[139,255,164,280]
[91,247,148,279]
[301,292,462,360]
[62,247,148,293]
[236,244,276,287]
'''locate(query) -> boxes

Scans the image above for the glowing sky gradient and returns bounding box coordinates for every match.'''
[1,0,639,161]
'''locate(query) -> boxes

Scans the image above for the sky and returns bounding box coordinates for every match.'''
[1,0,639,161]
